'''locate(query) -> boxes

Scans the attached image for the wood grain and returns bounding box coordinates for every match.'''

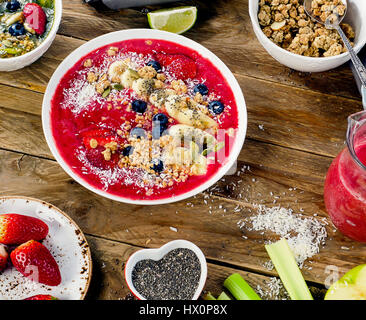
[0,148,362,286]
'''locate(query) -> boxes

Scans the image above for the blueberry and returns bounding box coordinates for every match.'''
[193,84,209,96]
[6,0,20,12]
[208,101,225,115]
[152,113,169,125]
[152,124,167,140]
[130,127,147,139]
[151,159,164,173]
[8,23,25,37]
[132,100,147,114]
[147,60,162,72]
[122,146,134,157]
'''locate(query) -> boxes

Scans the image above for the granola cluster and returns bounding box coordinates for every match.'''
[311,0,346,23]
[258,0,355,57]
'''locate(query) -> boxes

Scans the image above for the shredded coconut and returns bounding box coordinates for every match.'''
[238,204,327,268]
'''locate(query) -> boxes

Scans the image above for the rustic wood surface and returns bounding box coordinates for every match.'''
[0,0,365,300]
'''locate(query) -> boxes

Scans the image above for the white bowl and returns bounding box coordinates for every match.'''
[124,240,207,300]
[42,29,247,205]
[0,0,62,72]
[249,0,366,72]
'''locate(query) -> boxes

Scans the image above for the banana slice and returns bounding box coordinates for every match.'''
[165,95,218,130]
[191,154,207,176]
[149,89,176,108]
[169,124,217,150]
[108,60,128,83]
[132,78,156,97]
[121,68,140,88]
[163,146,192,168]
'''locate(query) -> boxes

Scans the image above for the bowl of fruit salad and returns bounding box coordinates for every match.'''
[42,29,247,205]
[0,0,62,71]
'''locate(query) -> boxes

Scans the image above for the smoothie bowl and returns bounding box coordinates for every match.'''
[0,0,62,71]
[42,29,247,205]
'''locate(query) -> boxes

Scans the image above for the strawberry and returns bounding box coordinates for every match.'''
[0,214,48,245]
[85,146,119,170]
[11,240,61,287]
[23,3,47,35]
[156,53,197,80]
[24,295,58,300]
[0,244,8,272]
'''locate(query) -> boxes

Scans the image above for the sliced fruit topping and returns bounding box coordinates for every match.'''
[151,159,164,173]
[23,3,47,35]
[156,53,196,80]
[10,240,61,286]
[121,68,139,88]
[131,99,148,114]
[85,147,119,170]
[147,6,197,35]
[0,244,9,272]
[165,95,218,130]
[193,83,208,96]
[147,60,162,72]
[130,127,147,139]
[9,22,26,36]
[208,100,225,115]
[24,295,58,300]
[0,213,49,245]
[6,0,21,12]
[169,124,217,149]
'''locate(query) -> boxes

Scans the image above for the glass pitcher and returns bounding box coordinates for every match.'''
[324,110,366,243]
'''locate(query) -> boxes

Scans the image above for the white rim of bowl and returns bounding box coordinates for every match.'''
[1,0,62,62]
[124,239,207,300]
[249,0,366,62]
[42,29,247,205]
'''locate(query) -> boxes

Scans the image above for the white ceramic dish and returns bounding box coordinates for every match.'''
[0,196,92,300]
[0,0,62,72]
[124,239,207,300]
[42,29,247,205]
[249,0,366,72]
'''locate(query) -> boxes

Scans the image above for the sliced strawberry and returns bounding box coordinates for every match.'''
[85,146,119,170]
[24,295,58,300]
[11,240,61,287]
[0,214,49,245]
[23,3,47,35]
[0,244,8,272]
[156,53,197,80]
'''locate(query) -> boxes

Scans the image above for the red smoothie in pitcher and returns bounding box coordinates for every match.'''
[324,113,366,242]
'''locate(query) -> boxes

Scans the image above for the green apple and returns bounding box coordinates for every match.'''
[325,265,366,300]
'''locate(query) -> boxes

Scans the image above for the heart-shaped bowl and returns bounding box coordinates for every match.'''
[124,239,207,300]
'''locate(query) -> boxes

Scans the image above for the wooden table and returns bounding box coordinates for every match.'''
[0,0,365,300]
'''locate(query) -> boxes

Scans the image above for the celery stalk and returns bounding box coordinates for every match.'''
[217,292,231,300]
[224,273,261,300]
[265,238,313,300]
[203,292,217,300]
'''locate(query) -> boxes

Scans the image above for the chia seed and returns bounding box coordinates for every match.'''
[131,248,201,300]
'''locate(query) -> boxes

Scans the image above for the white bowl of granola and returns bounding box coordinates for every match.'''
[249,0,366,72]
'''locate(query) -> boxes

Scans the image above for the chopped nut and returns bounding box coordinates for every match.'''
[84,59,93,68]
[89,139,98,149]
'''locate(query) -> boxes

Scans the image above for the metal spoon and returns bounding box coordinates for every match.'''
[304,0,366,107]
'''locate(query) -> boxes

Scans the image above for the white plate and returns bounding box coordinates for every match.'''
[0,196,92,300]
[42,29,247,205]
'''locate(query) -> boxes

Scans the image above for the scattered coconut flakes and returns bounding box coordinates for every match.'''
[256,277,289,300]
[239,204,327,268]
[170,227,178,232]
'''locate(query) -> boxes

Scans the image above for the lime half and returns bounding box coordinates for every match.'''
[147,6,197,34]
